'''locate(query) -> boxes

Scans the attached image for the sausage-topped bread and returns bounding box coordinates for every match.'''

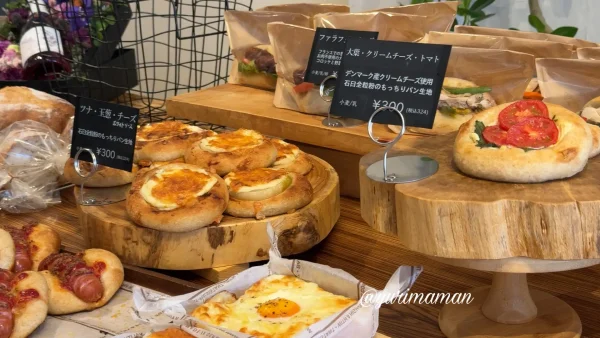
[581,97,600,158]
[0,269,48,338]
[185,129,277,176]
[126,163,229,232]
[454,100,592,183]
[38,249,124,315]
[135,121,216,163]
[0,224,61,273]
[147,327,196,338]
[63,159,139,187]
[390,77,496,135]
[224,168,313,219]
[270,139,312,175]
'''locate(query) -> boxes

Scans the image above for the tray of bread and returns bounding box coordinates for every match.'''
[67,121,340,270]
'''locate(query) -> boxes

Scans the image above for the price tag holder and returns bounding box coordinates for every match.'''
[330,38,451,128]
[305,28,378,85]
[71,97,138,172]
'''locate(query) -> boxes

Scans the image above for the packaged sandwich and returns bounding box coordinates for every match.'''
[268,23,330,116]
[131,225,422,338]
[256,3,349,28]
[367,1,458,32]
[0,120,69,213]
[224,11,311,90]
[393,47,535,135]
[536,58,600,159]
[454,25,597,49]
[314,12,428,42]
[577,47,600,60]
[424,31,575,100]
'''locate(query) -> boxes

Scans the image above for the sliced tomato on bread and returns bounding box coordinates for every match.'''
[506,116,559,149]
[498,100,549,130]
[482,125,509,146]
[293,82,314,94]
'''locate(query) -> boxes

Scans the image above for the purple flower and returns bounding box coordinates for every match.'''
[0,40,10,56]
[7,8,29,25]
[0,44,23,80]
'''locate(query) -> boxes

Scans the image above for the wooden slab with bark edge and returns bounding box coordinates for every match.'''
[166,84,429,156]
[360,132,600,260]
[77,155,339,270]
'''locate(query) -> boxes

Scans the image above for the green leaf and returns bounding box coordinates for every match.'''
[509,27,519,30]
[528,14,546,33]
[238,60,259,74]
[474,121,499,148]
[411,0,431,3]
[104,15,116,26]
[551,26,578,37]
[467,9,485,19]
[470,0,495,12]
[471,13,495,23]
[457,7,469,16]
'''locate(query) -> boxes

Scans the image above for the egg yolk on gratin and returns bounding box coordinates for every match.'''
[191,275,356,338]
[138,121,203,141]
[148,327,196,338]
[272,140,300,166]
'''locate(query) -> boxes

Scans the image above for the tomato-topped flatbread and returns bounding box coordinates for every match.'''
[454,100,592,183]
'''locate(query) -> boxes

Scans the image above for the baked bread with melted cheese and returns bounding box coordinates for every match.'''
[224,168,313,219]
[185,129,277,176]
[270,139,312,175]
[190,274,356,337]
[126,163,228,232]
[63,159,138,187]
[135,121,216,162]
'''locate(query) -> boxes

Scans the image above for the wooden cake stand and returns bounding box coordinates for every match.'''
[359,134,600,338]
[77,155,339,270]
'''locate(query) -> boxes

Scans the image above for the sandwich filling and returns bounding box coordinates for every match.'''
[238,46,277,78]
[137,121,210,142]
[272,139,300,166]
[438,78,495,117]
[200,129,264,153]
[141,167,217,210]
[191,274,356,337]
[224,168,291,201]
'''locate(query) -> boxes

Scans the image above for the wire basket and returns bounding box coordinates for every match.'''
[0,0,253,125]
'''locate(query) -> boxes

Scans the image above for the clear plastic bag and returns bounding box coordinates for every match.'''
[0,120,70,213]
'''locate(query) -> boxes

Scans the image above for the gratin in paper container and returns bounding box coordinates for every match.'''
[366,1,458,33]
[313,12,428,42]
[536,58,600,111]
[577,47,600,60]
[224,10,311,90]
[256,4,349,28]
[128,224,422,338]
[454,25,598,49]
[268,23,330,116]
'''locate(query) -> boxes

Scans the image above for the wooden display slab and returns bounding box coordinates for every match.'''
[78,155,340,270]
[360,133,600,260]
[166,84,427,156]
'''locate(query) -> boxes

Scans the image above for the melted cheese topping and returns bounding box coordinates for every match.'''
[272,139,300,166]
[191,275,356,338]
[137,121,206,141]
[140,167,217,210]
[200,129,264,153]
[147,328,196,338]
[224,168,288,193]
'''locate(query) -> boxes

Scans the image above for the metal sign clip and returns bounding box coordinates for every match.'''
[319,75,364,128]
[365,105,439,184]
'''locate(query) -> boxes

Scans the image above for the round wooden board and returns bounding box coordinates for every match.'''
[77,155,339,270]
[360,133,600,260]
[439,286,582,338]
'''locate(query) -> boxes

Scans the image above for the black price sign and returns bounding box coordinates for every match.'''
[330,38,451,128]
[71,97,139,171]
[305,28,378,85]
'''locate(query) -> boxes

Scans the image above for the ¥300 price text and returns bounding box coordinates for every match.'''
[96,147,116,159]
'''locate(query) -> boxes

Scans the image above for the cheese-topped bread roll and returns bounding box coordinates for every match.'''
[224,168,313,219]
[185,129,277,176]
[270,139,312,175]
[191,275,356,337]
[126,163,229,232]
[135,121,216,162]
